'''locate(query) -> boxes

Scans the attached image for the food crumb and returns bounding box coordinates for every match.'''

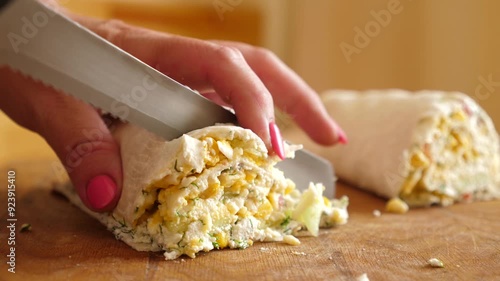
[291,251,306,256]
[372,210,381,217]
[20,223,32,233]
[385,198,409,214]
[260,247,277,253]
[328,256,333,260]
[428,258,444,268]
[356,273,370,281]
[283,235,301,246]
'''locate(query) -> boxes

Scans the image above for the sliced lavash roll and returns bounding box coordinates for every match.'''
[286,89,500,207]
[56,123,348,260]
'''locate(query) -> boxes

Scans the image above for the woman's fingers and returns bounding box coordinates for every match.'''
[74,17,339,154]
[78,18,284,156]
[212,41,347,145]
[199,91,231,108]
[0,67,123,212]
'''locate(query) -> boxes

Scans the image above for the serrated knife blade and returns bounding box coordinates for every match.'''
[0,0,335,197]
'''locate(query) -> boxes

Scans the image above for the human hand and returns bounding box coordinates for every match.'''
[0,12,346,213]
[76,17,347,150]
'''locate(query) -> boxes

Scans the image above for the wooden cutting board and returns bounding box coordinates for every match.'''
[0,114,499,281]
[1,160,499,281]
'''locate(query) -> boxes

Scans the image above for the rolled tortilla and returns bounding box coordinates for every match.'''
[286,89,500,207]
[56,123,348,260]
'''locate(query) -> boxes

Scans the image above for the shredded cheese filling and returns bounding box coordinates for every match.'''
[116,134,347,259]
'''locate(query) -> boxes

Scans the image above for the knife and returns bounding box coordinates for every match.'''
[0,0,335,197]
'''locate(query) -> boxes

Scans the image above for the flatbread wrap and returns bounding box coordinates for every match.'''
[286,90,500,207]
[56,123,348,260]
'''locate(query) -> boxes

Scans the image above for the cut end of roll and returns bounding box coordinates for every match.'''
[398,94,500,207]
[292,89,500,210]
[55,124,348,260]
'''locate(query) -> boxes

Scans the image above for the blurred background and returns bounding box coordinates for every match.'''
[1,0,499,165]
[60,0,500,125]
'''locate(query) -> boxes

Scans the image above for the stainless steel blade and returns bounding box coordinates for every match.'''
[275,148,335,198]
[0,0,237,140]
[0,0,335,196]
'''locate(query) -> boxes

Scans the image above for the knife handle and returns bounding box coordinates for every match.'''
[0,0,12,10]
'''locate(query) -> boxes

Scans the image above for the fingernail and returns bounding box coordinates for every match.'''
[337,127,348,144]
[86,175,116,210]
[269,122,285,160]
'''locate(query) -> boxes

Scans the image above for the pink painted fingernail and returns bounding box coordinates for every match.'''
[337,127,348,144]
[86,175,116,210]
[269,122,285,160]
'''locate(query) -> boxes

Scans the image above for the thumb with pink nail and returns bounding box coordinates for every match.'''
[0,67,123,212]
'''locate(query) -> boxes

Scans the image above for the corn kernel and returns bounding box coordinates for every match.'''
[268,193,279,208]
[219,173,237,187]
[237,206,249,218]
[226,201,239,215]
[199,183,220,199]
[410,151,430,168]
[284,184,295,195]
[185,250,196,259]
[451,131,469,147]
[385,197,409,214]
[215,232,228,248]
[189,238,201,248]
[400,169,422,195]
[255,200,273,219]
[228,179,246,193]
[245,172,257,182]
[450,111,466,121]
[283,235,301,246]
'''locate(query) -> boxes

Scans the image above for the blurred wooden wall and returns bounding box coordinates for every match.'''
[288,0,500,129]
[63,0,499,128]
[61,0,290,59]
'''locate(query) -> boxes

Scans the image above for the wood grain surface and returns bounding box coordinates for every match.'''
[0,160,499,281]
